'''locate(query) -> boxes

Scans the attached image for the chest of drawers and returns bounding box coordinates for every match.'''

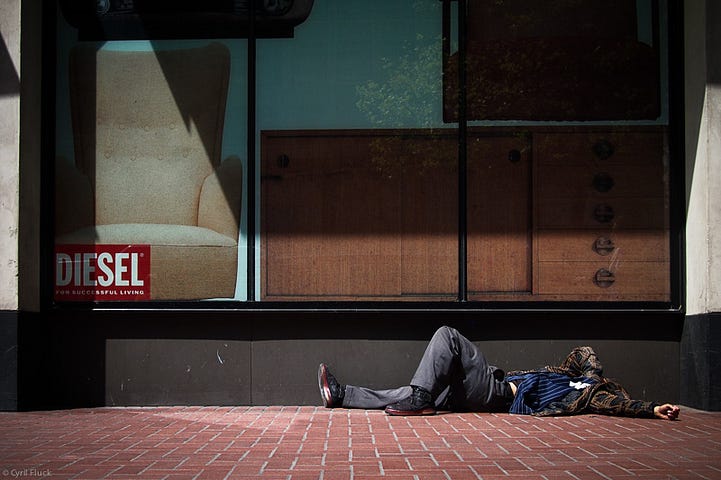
[534,129,669,301]
[260,127,669,302]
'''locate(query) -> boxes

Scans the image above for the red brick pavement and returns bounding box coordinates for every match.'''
[1,406,720,479]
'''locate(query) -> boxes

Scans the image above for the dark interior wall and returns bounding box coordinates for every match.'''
[17,309,683,410]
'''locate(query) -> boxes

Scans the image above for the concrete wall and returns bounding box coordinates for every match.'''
[17,0,42,314]
[0,0,20,311]
[0,0,20,411]
[686,0,721,316]
[19,310,681,410]
[1,0,42,411]
[682,0,721,410]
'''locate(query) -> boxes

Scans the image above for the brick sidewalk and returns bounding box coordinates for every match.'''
[1,406,720,479]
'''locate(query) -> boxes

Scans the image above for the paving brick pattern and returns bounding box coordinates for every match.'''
[1,406,720,479]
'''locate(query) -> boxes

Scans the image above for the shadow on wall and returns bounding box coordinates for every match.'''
[685,1,721,213]
[0,35,20,96]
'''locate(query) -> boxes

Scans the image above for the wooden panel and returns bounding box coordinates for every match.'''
[260,127,670,302]
[261,130,459,300]
[466,0,638,43]
[536,130,667,229]
[467,134,532,293]
[537,230,669,262]
[537,261,670,297]
[398,136,458,296]
[262,133,402,298]
[538,164,665,198]
[535,131,665,167]
[534,128,670,301]
[537,197,667,229]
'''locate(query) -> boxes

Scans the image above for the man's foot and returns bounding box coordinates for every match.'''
[385,386,436,416]
[318,363,345,408]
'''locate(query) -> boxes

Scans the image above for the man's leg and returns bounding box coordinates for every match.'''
[319,363,412,409]
[343,385,412,409]
[320,326,512,414]
[407,325,511,412]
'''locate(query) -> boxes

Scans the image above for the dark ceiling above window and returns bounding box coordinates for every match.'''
[59,0,314,40]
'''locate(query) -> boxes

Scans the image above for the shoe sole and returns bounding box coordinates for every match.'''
[317,363,333,408]
[384,406,436,416]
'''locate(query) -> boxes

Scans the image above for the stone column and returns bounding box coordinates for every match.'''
[0,0,21,411]
[682,0,721,411]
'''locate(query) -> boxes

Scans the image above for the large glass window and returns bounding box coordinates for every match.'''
[258,2,456,300]
[52,0,674,305]
[53,3,251,302]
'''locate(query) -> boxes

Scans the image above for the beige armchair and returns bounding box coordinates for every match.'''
[55,43,241,300]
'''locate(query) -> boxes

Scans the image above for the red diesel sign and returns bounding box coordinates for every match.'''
[54,244,151,301]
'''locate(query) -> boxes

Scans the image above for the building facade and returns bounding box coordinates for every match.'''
[1,0,719,411]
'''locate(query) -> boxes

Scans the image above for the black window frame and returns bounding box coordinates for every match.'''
[41,0,686,314]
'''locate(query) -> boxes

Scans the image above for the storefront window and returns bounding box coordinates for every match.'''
[52,0,673,305]
[53,3,251,302]
[258,2,456,300]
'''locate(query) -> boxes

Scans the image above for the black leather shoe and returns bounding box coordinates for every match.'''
[318,363,345,408]
[385,386,436,416]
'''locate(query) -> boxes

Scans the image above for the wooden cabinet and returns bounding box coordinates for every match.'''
[466,134,532,297]
[262,131,457,299]
[261,127,669,302]
[534,129,669,301]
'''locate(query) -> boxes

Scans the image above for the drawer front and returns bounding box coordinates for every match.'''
[537,261,670,297]
[535,129,668,232]
[537,230,669,262]
[538,164,666,198]
[537,197,667,229]
[536,131,665,167]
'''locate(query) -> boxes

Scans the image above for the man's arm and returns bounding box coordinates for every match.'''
[590,388,680,420]
[654,403,681,420]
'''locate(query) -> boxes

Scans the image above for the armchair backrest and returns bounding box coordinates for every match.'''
[69,43,231,226]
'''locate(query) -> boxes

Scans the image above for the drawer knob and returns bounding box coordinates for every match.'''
[593,237,616,256]
[593,204,615,223]
[594,268,616,288]
[277,154,290,168]
[593,172,615,192]
[508,149,521,163]
[592,139,615,160]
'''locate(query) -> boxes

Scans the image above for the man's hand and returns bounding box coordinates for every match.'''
[654,404,680,420]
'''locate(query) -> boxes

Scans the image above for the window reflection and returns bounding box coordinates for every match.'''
[53,0,672,304]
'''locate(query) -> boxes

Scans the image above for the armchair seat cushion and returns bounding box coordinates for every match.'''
[56,224,238,300]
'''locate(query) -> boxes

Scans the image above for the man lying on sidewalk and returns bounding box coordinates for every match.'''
[318,326,680,420]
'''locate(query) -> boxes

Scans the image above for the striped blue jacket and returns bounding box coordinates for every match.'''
[507,372,596,415]
[506,346,658,418]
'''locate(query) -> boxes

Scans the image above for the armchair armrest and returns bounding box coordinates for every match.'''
[198,155,243,240]
[55,156,94,237]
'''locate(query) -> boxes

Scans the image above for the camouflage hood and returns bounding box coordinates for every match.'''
[547,346,604,378]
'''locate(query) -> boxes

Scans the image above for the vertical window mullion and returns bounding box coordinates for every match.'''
[247,1,257,302]
[457,0,468,302]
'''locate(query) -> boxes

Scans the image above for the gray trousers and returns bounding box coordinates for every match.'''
[342,326,513,412]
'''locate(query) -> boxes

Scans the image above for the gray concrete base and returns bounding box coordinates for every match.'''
[16,310,683,410]
[0,311,18,411]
